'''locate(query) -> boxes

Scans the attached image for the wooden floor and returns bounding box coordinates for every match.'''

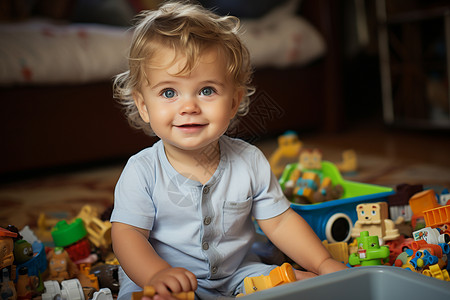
[257,118,450,168]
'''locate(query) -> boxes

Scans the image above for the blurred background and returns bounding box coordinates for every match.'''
[1,0,449,180]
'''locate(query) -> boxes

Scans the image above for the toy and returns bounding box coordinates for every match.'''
[52,218,91,262]
[46,247,78,283]
[388,183,422,222]
[322,240,349,264]
[423,204,450,231]
[77,264,99,291]
[351,202,400,243]
[298,148,322,170]
[268,131,302,177]
[413,227,450,245]
[132,286,195,300]
[409,189,441,229]
[240,263,296,296]
[75,205,112,249]
[90,264,120,294]
[280,161,394,243]
[16,240,47,292]
[0,227,17,270]
[438,188,450,206]
[1,268,16,300]
[15,267,39,300]
[14,239,34,265]
[385,235,414,265]
[348,231,390,266]
[41,279,84,300]
[92,288,114,300]
[422,263,450,281]
[336,149,357,173]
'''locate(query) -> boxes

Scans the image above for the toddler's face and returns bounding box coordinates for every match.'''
[134,47,242,153]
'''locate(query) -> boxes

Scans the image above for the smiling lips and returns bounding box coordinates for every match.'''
[174,123,207,132]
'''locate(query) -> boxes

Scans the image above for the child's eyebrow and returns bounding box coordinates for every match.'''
[199,80,225,88]
[150,81,178,90]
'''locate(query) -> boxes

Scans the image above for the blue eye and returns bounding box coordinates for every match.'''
[162,89,176,99]
[200,87,215,96]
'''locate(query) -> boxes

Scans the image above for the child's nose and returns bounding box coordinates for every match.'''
[179,95,200,114]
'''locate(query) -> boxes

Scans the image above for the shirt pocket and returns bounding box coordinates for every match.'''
[222,197,253,236]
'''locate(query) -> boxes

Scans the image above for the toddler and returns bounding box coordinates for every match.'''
[110,1,347,299]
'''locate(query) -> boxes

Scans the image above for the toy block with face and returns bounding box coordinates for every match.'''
[351,202,400,242]
[299,149,322,170]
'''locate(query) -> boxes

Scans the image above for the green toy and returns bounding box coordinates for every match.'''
[349,231,390,266]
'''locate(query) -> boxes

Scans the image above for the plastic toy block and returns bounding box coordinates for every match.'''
[51,218,87,247]
[351,202,399,242]
[75,205,112,249]
[322,240,349,264]
[423,205,450,228]
[422,264,450,281]
[131,286,195,300]
[413,227,449,245]
[269,131,302,177]
[409,190,440,217]
[243,263,296,295]
[348,231,390,266]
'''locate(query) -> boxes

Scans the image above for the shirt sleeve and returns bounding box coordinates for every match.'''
[250,147,291,220]
[110,156,156,230]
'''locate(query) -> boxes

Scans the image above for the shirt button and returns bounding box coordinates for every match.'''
[211,266,218,274]
[202,242,209,250]
[204,216,211,225]
[203,186,210,194]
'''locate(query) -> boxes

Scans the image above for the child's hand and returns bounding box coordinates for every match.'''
[147,267,197,299]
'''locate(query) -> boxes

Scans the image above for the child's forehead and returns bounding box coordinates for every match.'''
[146,46,226,71]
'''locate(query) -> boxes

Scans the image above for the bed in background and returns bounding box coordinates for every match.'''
[0,0,343,177]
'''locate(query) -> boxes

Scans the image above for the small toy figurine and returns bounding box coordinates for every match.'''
[351,202,400,243]
[15,267,39,300]
[348,231,390,266]
[132,286,195,300]
[14,240,34,265]
[0,228,17,270]
[269,131,302,177]
[298,148,322,170]
[239,263,296,296]
[46,247,78,283]
[336,149,357,173]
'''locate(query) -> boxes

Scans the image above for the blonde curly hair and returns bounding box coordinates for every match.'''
[113,0,254,136]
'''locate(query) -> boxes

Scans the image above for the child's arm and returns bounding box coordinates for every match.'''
[257,208,347,276]
[111,222,197,297]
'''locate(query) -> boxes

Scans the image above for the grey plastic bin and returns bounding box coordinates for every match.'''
[234,266,450,300]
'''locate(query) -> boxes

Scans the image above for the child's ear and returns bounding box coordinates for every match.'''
[133,91,150,123]
[230,88,244,119]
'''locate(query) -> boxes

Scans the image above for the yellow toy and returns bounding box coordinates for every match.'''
[422,263,450,281]
[269,131,302,177]
[75,205,112,249]
[322,240,349,264]
[239,263,296,296]
[131,286,195,300]
[336,149,358,173]
[351,202,400,243]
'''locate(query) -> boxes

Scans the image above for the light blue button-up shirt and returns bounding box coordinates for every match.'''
[111,135,290,297]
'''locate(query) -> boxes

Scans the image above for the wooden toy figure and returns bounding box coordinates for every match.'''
[351,202,400,243]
